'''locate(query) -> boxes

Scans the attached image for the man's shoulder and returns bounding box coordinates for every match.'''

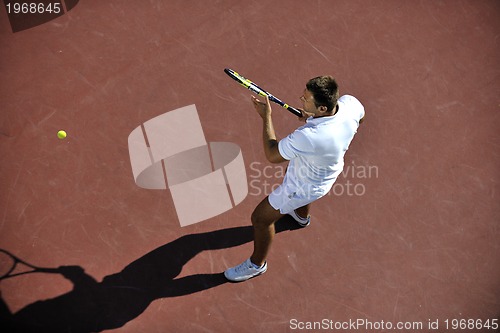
[339,95,363,107]
[339,95,365,120]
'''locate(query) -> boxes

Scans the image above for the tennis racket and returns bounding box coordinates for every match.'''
[0,249,58,280]
[224,68,303,117]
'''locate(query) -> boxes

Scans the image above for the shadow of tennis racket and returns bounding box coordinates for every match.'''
[0,249,61,281]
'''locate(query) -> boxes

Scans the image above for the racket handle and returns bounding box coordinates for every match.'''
[283,105,303,117]
[267,95,302,117]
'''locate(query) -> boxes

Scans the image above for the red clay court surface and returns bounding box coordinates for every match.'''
[1,1,499,332]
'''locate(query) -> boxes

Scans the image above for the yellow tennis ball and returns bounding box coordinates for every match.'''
[57,130,67,139]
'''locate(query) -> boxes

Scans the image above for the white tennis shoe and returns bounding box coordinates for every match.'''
[224,259,267,282]
[288,210,311,227]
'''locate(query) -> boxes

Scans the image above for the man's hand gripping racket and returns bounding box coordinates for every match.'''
[224,68,303,118]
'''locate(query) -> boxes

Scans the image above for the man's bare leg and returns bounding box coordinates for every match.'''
[249,196,284,266]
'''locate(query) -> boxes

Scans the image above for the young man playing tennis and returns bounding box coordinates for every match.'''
[224,76,365,282]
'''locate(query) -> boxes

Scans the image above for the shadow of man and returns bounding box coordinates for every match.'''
[2,217,300,333]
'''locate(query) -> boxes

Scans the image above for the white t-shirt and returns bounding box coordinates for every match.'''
[277,95,365,196]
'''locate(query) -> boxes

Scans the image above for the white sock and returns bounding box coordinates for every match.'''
[251,260,263,269]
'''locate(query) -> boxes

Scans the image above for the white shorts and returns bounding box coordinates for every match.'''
[268,182,325,214]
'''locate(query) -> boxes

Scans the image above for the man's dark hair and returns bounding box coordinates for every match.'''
[306,76,339,112]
